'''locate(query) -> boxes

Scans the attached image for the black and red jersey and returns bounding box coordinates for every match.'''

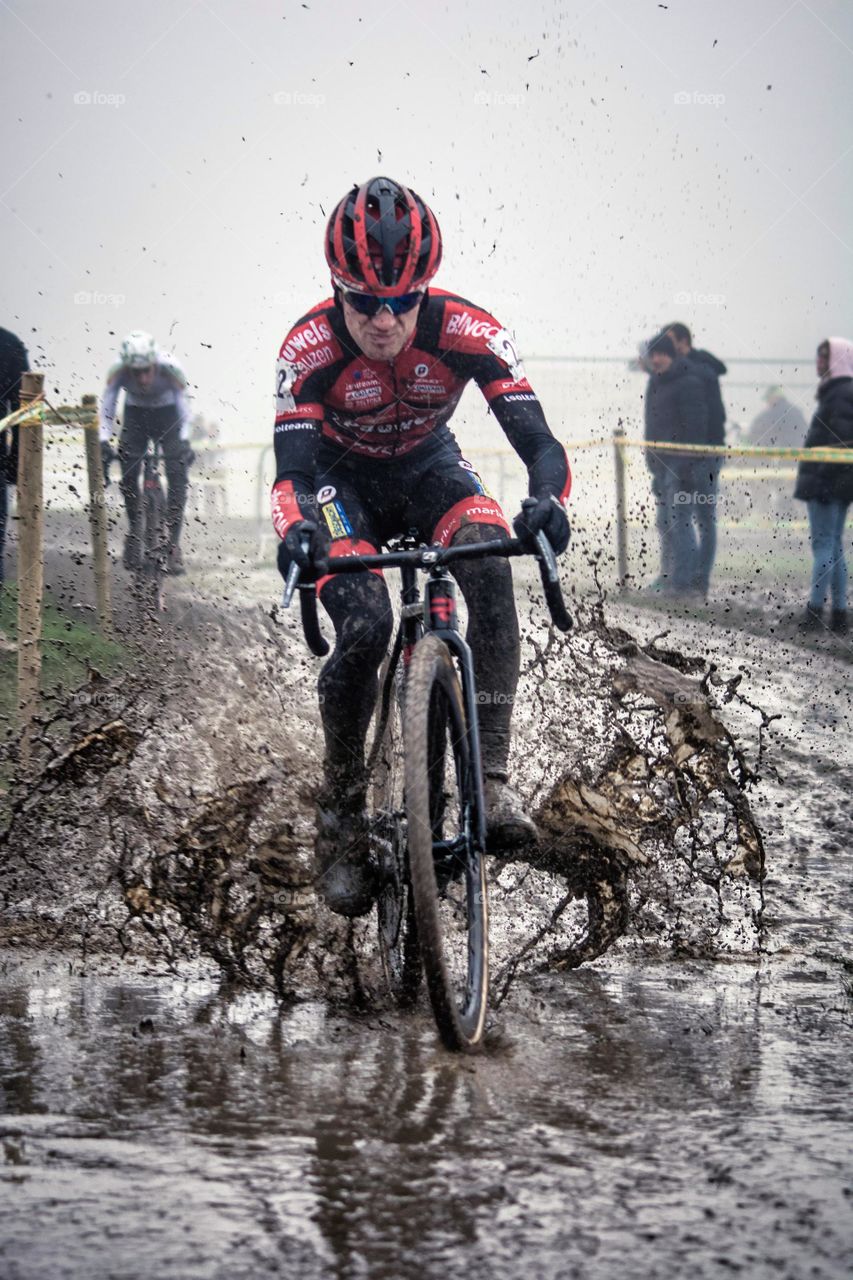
[271,288,570,538]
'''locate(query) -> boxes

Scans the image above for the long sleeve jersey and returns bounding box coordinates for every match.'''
[99,353,190,442]
[271,288,571,537]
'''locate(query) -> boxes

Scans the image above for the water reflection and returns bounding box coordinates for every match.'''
[1,956,849,1279]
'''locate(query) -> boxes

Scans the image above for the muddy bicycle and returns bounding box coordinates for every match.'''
[135,442,169,614]
[284,501,572,1052]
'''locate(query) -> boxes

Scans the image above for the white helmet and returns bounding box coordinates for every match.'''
[119,330,157,369]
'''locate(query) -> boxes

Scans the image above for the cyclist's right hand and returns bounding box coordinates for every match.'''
[277,519,330,582]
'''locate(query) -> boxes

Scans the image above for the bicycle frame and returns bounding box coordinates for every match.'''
[378,553,488,856]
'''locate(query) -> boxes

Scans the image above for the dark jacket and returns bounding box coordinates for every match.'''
[0,326,29,485]
[644,356,709,478]
[688,348,727,446]
[794,375,853,504]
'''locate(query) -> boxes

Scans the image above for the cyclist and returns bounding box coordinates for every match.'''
[100,331,192,574]
[273,176,571,917]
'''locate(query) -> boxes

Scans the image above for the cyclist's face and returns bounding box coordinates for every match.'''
[341,296,419,361]
[132,365,155,390]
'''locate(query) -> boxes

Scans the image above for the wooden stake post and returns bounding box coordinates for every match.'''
[82,395,112,636]
[16,371,45,767]
[613,426,629,591]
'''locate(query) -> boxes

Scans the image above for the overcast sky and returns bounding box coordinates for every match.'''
[2,0,852,440]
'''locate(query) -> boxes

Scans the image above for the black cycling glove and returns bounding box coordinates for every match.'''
[277,519,331,582]
[513,494,570,555]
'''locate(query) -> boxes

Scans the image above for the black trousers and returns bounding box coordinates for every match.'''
[0,476,7,586]
[118,405,189,540]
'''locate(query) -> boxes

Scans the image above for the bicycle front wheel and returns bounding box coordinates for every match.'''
[370,649,420,1006]
[404,632,488,1052]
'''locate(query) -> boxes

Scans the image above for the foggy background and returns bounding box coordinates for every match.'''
[2,0,852,451]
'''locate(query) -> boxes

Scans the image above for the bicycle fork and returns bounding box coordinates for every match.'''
[423,573,487,856]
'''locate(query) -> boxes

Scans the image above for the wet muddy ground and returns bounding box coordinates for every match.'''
[1,543,851,1278]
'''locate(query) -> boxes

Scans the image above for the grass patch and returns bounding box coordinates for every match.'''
[0,585,126,729]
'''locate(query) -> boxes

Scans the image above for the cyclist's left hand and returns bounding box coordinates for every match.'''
[513,495,570,555]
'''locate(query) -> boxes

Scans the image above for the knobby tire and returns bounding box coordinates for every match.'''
[404,632,488,1052]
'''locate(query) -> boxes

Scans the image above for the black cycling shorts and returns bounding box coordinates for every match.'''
[312,438,510,592]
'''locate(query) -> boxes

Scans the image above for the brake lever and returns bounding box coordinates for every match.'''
[282,559,300,609]
[532,527,573,633]
[533,528,559,583]
[281,533,312,608]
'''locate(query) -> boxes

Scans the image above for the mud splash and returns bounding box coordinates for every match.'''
[0,594,765,1004]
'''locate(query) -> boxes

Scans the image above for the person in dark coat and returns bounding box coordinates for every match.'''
[644,332,709,594]
[793,336,853,634]
[0,325,29,592]
[666,322,726,594]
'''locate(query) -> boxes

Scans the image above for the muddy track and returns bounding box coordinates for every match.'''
[0,569,765,1003]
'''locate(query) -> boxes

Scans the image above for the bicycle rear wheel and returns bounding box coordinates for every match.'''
[138,477,167,613]
[370,649,420,1005]
[404,632,488,1052]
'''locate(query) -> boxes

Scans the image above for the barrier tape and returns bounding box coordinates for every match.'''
[0,400,97,431]
[4,400,850,466]
[615,437,853,464]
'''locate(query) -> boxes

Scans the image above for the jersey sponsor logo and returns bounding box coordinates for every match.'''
[414,362,429,377]
[280,317,333,363]
[275,419,317,433]
[405,378,447,398]
[294,346,336,374]
[271,482,301,537]
[445,310,499,341]
[486,328,525,382]
[501,391,537,402]
[345,384,384,404]
[321,500,353,539]
[317,484,336,504]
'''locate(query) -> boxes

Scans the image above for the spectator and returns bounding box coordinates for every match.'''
[643,332,709,595]
[746,386,807,449]
[666,322,727,595]
[0,325,29,591]
[793,337,853,634]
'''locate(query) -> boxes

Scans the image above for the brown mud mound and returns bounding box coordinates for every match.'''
[0,598,765,1002]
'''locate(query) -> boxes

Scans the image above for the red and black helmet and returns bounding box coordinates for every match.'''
[325,176,442,296]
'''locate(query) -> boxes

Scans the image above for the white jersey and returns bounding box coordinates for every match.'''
[99,351,190,442]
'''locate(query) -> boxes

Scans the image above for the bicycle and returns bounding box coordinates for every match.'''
[136,442,168,614]
[283,499,572,1052]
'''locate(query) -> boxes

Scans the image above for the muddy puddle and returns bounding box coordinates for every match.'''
[1,565,852,1278]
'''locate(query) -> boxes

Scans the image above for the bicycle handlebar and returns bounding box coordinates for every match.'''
[283,507,572,652]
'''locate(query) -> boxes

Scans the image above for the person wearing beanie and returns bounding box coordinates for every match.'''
[665,322,727,595]
[643,331,709,595]
[793,337,853,634]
